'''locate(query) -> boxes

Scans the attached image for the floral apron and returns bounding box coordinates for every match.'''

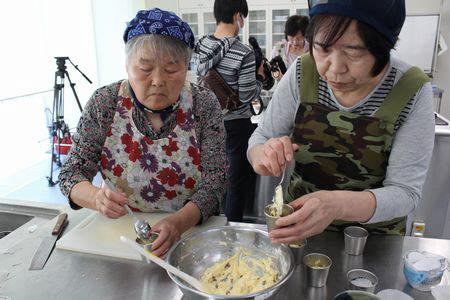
[100,80,202,212]
[286,54,429,235]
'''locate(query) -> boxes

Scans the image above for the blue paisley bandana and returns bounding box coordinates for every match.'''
[124,8,195,48]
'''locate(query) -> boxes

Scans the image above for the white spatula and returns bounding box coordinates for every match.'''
[119,236,206,293]
[272,163,287,216]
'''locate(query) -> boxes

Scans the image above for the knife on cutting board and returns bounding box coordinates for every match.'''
[29,213,68,270]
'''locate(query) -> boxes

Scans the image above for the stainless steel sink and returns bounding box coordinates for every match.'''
[0,203,61,249]
[0,212,33,238]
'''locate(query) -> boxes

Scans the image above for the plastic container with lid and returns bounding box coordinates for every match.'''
[403,250,448,291]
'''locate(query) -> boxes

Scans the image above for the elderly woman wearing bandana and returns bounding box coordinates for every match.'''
[248,0,435,241]
[59,8,227,256]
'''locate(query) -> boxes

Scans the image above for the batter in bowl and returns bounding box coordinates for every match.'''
[201,249,280,295]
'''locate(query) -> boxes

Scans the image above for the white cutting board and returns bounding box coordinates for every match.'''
[56,211,227,261]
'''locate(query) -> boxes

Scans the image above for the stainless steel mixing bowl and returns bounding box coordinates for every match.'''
[166,226,295,300]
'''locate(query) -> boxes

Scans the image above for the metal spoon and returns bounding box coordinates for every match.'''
[279,163,287,186]
[103,179,152,241]
[123,204,153,241]
[275,163,287,194]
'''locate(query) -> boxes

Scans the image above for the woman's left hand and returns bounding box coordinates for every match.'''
[269,190,343,243]
[150,216,182,257]
[149,202,202,257]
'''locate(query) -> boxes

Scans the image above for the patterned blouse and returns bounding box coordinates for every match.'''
[59,81,227,222]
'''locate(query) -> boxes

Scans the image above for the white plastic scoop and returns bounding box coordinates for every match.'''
[120,236,206,293]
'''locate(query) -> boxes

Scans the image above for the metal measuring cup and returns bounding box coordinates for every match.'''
[264,203,307,265]
[264,203,294,232]
[344,226,369,256]
[303,253,332,287]
[347,269,378,293]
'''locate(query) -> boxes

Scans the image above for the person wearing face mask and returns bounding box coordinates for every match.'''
[248,0,435,240]
[194,0,264,222]
[271,15,310,73]
[59,8,227,257]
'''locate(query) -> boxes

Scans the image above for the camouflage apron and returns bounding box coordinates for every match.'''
[286,54,429,235]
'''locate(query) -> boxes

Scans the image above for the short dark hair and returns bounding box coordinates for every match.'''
[214,0,248,24]
[284,15,309,39]
[306,14,393,77]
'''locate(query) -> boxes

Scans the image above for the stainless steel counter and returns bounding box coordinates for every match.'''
[435,113,450,136]
[1,208,449,300]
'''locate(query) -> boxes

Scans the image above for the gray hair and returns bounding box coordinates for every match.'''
[125,35,192,66]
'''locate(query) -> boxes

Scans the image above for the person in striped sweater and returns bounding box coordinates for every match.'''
[194,0,264,222]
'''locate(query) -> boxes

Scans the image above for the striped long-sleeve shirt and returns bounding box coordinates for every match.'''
[194,35,262,121]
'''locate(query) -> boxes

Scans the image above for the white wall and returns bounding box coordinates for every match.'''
[432,1,450,118]
[40,0,99,128]
[403,0,450,118]
[145,0,178,13]
[389,0,449,118]
[406,0,442,14]
[91,0,145,86]
[0,0,99,178]
[0,0,98,114]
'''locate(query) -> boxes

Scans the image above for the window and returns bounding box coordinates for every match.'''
[249,10,267,55]
[272,9,290,47]
[203,12,216,36]
[182,13,199,41]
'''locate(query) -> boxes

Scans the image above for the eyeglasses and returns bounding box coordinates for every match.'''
[287,36,305,47]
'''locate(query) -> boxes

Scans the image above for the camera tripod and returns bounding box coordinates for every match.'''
[47,57,92,186]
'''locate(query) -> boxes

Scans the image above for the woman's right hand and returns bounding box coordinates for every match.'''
[94,188,128,219]
[248,136,298,177]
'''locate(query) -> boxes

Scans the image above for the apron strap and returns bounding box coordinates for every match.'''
[374,66,430,124]
[299,54,319,104]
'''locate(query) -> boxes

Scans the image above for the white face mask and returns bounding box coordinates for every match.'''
[235,14,243,36]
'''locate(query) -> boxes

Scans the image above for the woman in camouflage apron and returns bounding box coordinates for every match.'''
[248,0,434,241]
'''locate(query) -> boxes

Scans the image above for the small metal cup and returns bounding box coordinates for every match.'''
[347,269,378,293]
[265,203,306,254]
[344,226,369,256]
[264,203,294,232]
[303,253,332,287]
[289,239,307,265]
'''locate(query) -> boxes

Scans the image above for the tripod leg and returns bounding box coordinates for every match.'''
[48,87,58,186]
[48,72,64,187]
[65,71,83,113]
